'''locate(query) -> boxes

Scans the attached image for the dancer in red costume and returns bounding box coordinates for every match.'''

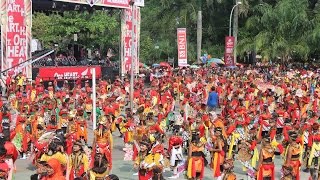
[257,136,275,180]
[284,131,302,180]
[67,141,89,180]
[92,116,113,170]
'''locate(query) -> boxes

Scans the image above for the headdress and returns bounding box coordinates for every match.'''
[73,140,84,149]
[139,136,151,147]
[98,116,108,125]
[69,109,77,119]
[312,123,319,131]
[289,131,298,141]
[214,127,223,133]
[263,135,271,143]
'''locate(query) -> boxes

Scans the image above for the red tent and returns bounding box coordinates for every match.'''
[159,62,171,68]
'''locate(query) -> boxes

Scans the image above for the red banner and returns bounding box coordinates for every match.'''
[5,0,29,74]
[224,36,235,66]
[54,0,130,9]
[177,28,187,67]
[121,6,140,75]
[38,66,102,80]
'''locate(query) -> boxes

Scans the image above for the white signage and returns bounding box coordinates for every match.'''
[135,0,144,7]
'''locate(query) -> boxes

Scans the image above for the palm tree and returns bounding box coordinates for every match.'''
[237,0,312,62]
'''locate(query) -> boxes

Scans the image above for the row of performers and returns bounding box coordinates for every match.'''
[0,108,114,180]
[127,113,320,180]
[131,125,237,180]
[30,114,114,180]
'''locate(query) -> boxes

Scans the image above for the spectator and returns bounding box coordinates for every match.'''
[207,86,219,112]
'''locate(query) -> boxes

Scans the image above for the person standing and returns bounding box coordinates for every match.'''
[67,141,89,180]
[283,132,302,180]
[207,87,219,112]
[257,136,276,180]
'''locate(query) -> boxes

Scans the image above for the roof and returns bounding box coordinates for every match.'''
[32,0,112,12]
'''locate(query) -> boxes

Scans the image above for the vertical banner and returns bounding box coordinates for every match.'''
[1,0,31,77]
[135,7,140,74]
[177,28,187,67]
[121,6,140,75]
[1,0,8,74]
[224,36,235,67]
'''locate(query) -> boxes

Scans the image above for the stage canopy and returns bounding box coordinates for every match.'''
[32,0,113,12]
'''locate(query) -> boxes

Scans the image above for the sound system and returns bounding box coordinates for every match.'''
[32,68,39,80]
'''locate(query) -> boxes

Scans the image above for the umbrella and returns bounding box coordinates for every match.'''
[236,63,244,68]
[211,63,217,68]
[207,58,225,64]
[139,62,149,68]
[159,62,171,68]
[38,132,56,144]
[152,64,160,68]
[190,65,199,69]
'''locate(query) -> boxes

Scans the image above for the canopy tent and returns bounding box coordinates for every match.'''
[207,58,225,64]
[152,64,160,68]
[32,0,112,12]
[159,62,171,68]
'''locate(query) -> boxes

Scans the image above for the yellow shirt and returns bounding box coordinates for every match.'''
[142,153,163,167]
[17,76,25,86]
[89,170,109,179]
[40,152,68,166]
[68,153,89,172]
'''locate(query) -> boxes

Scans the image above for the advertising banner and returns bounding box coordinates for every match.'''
[54,0,130,9]
[177,28,187,67]
[224,36,235,67]
[38,66,102,80]
[1,0,32,77]
[121,6,140,75]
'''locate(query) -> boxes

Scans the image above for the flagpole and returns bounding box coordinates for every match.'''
[92,68,97,130]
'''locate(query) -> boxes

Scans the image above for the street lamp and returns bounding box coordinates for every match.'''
[229,1,242,36]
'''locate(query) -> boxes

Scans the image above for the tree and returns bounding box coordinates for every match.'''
[32,11,120,56]
[237,0,312,61]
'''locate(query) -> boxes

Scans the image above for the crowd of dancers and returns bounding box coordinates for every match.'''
[0,64,319,180]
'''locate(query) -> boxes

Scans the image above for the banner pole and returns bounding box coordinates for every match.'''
[129,3,135,111]
[92,68,97,130]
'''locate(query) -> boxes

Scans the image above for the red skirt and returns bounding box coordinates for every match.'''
[139,170,152,180]
[290,160,301,180]
[69,165,85,180]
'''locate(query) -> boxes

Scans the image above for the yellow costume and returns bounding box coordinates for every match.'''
[187,143,205,179]
[40,152,68,166]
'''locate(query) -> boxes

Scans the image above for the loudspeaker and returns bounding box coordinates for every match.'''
[32,68,39,80]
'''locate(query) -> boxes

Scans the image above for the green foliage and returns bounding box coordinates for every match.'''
[32,0,320,63]
[237,0,318,61]
[32,11,120,54]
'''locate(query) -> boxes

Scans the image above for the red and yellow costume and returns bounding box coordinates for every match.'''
[257,144,275,180]
[58,109,69,130]
[93,117,113,170]
[15,113,30,153]
[66,112,78,155]
[285,142,301,180]
[133,123,148,161]
[120,118,135,144]
[187,141,205,179]
[212,137,225,178]
[75,118,88,142]
[68,149,89,179]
